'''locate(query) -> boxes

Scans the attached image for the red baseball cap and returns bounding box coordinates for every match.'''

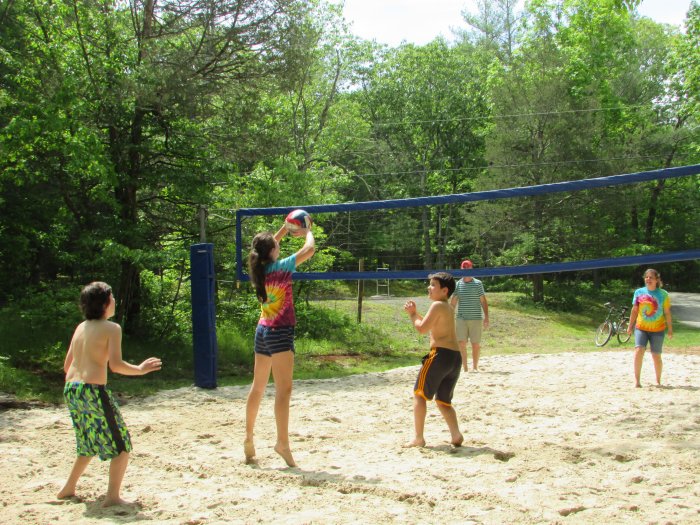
[460,259,473,269]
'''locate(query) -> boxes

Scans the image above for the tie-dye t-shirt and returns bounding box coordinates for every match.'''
[259,254,297,327]
[632,287,670,332]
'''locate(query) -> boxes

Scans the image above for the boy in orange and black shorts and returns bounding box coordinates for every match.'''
[403,272,465,448]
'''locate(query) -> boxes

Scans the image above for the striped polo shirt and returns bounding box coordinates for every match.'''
[454,278,485,320]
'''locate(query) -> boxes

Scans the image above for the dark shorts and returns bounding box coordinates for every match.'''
[64,382,132,461]
[254,325,295,356]
[414,347,462,406]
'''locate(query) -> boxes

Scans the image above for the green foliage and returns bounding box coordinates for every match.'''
[0,286,79,371]
[217,290,262,330]
[514,277,633,313]
[214,322,254,372]
[0,0,699,401]
[138,266,192,341]
[295,302,359,344]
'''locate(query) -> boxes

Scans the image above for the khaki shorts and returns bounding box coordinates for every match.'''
[456,319,483,344]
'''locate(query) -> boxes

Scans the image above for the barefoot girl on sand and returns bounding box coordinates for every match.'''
[244,221,314,467]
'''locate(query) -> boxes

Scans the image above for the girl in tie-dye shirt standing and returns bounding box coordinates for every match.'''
[243,222,315,467]
[627,268,673,388]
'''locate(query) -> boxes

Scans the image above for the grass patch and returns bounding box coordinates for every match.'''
[2,292,698,404]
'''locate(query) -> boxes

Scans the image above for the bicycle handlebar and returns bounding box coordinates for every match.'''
[602,303,628,314]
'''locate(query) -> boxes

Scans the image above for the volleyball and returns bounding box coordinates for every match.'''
[284,209,312,232]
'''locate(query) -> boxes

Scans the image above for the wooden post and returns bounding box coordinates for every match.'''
[357,258,364,324]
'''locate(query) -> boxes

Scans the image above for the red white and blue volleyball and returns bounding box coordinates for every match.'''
[284,209,312,232]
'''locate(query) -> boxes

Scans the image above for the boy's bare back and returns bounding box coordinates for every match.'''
[425,301,459,351]
[65,320,121,385]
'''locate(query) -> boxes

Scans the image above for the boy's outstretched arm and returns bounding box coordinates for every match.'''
[106,323,162,376]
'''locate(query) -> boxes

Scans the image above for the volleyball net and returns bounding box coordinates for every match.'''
[235,164,700,282]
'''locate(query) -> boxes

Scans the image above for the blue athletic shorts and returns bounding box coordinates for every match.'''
[254,325,295,356]
[634,329,665,354]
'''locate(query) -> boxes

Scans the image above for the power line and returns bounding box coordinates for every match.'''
[369,104,652,127]
[208,152,693,185]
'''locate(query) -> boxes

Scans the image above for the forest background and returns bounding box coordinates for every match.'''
[1,0,698,400]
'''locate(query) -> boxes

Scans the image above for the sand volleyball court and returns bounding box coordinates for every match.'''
[1,350,699,524]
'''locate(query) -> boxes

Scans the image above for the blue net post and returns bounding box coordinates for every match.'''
[190,243,218,389]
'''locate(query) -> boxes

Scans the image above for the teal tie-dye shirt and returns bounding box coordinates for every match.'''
[632,287,669,332]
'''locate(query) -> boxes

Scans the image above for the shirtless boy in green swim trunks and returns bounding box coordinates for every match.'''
[58,282,161,507]
[403,272,466,448]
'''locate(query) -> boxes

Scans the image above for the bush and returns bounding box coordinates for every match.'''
[217,322,254,372]
[0,284,79,374]
[136,269,193,341]
[539,280,588,311]
[295,302,354,339]
[485,276,532,294]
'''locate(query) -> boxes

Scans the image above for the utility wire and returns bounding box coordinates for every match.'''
[207,152,693,185]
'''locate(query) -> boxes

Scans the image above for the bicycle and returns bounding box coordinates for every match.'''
[595,302,632,347]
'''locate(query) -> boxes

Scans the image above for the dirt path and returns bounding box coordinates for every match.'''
[669,292,700,329]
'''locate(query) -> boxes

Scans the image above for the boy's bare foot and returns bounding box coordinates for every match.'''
[451,434,464,447]
[635,383,642,388]
[102,497,133,508]
[244,439,256,463]
[274,444,297,467]
[403,438,426,448]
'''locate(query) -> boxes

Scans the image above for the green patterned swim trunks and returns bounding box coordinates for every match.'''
[64,382,132,461]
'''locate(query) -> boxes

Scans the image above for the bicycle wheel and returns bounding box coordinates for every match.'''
[595,321,613,346]
[617,319,631,343]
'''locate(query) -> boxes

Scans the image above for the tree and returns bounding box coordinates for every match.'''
[353,40,489,269]
[0,0,309,333]
[457,0,523,62]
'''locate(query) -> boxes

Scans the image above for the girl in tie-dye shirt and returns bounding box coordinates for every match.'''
[627,268,673,388]
[243,222,315,468]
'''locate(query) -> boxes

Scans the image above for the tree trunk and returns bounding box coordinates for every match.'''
[435,206,444,268]
[593,269,601,290]
[532,194,545,303]
[645,125,682,244]
[532,273,544,303]
[420,171,433,268]
[422,206,432,268]
[114,0,154,333]
[644,179,665,244]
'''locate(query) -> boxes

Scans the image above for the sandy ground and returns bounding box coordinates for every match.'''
[1,350,699,525]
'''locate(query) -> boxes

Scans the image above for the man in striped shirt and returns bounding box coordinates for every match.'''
[450,260,489,371]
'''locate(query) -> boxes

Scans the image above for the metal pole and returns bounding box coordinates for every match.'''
[357,258,364,324]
